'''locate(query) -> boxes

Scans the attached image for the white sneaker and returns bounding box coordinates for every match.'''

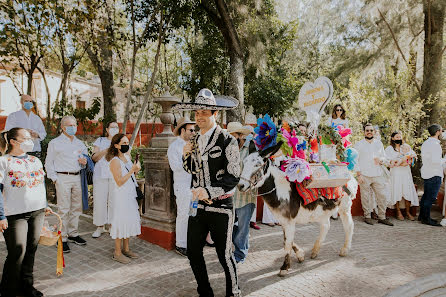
[92,227,104,238]
[440,219,446,227]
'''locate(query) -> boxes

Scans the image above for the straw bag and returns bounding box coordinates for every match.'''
[39,209,65,276]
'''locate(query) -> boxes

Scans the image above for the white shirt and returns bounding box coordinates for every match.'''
[420,137,446,180]
[354,138,386,177]
[45,134,88,182]
[5,110,47,152]
[0,155,47,216]
[326,117,349,128]
[167,137,192,188]
[93,137,112,180]
[198,123,217,155]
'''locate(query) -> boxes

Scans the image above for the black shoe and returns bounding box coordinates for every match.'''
[68,236,87,246]
[378,218,394,226]
[23,285,43,297]
[175,246,187,257]
[364,217,374,225]
[62,242,70,253]
[421,219,441,227]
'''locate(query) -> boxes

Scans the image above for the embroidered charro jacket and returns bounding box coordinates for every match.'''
[183,125,241,200]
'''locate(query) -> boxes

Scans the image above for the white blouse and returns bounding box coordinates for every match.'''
[0,155,47,216]
[326,117,349,128]
[93,137,112,180]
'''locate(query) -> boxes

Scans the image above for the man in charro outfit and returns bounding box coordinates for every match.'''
[174,88,241,297]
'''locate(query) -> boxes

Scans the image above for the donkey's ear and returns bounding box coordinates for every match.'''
[259,141,283,159]
[248,140,257,155]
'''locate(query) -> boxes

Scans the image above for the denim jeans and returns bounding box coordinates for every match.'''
[0,208,45,296]
[419,176,442,221]
[232,203,255,263]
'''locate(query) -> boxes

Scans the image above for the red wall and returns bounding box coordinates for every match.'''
[0,115,164,147]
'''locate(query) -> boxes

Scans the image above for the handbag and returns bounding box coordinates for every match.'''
[124,165,144,202]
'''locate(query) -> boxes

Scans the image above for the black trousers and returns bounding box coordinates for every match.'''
[0,208,45,296]
[187,204,241,297]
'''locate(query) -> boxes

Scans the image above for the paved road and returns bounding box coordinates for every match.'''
[1,212,445,297]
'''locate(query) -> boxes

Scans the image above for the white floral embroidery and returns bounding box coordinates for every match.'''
[226,138,241,177]
[216,169,225,180]
[209,146,222,158]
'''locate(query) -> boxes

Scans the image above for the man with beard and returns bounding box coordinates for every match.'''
[174,88,241,297]
[354,123,393,226]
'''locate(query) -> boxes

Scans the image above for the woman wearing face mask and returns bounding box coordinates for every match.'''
[91,121,121,238]
[106,134,141,264]
[385,131,418,221]
[0,128,49,297]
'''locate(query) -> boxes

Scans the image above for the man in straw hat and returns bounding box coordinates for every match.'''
[173,88,241,297]
[167,116,196,257]
[227,122,258,264]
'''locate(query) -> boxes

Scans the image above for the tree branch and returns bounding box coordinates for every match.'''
[214,0,243,57]
[378,8,422,97]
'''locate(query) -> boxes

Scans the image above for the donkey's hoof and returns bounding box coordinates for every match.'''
[296,251,305,263]
[310,252,318,259]
[339,247,349,257]
[279,269,288,277]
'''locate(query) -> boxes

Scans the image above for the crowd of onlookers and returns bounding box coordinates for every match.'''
[0,94,445,297]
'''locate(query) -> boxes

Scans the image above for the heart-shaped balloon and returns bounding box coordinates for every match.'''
[298,76,333,115]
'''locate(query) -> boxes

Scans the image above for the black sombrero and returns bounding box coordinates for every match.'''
[172,88,238,111]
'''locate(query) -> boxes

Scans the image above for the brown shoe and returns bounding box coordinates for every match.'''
[371,212,379,220]
[378,218,394,226]
[364,218,374,225]
[112,253,131,264]
[122,250,139,259]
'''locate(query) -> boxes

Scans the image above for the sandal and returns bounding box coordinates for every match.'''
[122,250,139,259]
[396,212,404,221]
[406,213,415,221]
[112,253,131,264]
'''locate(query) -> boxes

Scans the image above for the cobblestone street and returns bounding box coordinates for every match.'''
[1,211,445,297]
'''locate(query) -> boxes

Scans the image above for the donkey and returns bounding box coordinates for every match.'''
[238,142,358,276]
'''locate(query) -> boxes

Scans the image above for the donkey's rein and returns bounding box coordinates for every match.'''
[239,160,276,196]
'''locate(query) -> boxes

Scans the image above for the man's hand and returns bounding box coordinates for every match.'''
[78,157,87,166]
[28,129,39,139]
[191,187,209,201]
[183,142,193,157]
[45,207,53,216]
[373,157,382,165]
[0,219,8,233]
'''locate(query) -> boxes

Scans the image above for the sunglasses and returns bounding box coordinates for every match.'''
[365,129,374,132]
[336,109,343,111]
[188,129,196,133]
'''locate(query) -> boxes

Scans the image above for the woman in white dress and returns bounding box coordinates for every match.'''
[91,121,120,238]
[385,131,418,221]
[262,204,279,227]
[106,134,141,264]
[326,104,349,128]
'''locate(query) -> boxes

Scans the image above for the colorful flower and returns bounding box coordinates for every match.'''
[281,158,312,183]
[344,148,359,171]
[254,114,277,151]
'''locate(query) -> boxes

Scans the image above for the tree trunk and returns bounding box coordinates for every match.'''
[420,0,445,127]
[226,50,243,123]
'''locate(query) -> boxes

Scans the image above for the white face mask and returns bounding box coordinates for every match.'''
[108,128,119,137]
[20,139,34,153]
[441,131,446,140]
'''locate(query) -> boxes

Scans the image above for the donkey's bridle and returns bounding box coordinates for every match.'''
[239,158,276,196]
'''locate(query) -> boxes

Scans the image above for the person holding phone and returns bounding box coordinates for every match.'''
[106,133,141,264]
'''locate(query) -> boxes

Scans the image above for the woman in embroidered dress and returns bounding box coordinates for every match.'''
[385,131,418,221]
[91,121,120,238]
[0,128,49,297]
[106,134,141,264]
[326,104,349,128]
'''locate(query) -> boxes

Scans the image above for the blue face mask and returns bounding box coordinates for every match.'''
[65,126,77,136]
[23,101,33,110]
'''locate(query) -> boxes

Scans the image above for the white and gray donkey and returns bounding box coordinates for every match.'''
[238,142,358,276]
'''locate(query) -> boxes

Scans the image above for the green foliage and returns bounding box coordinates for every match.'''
[130,145,145,178]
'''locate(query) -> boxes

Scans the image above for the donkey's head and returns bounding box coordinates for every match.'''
[238,141,283,192]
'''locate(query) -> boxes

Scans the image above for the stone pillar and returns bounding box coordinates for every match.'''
[139,89,181,250]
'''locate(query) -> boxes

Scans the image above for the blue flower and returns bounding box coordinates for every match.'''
[254,114,277,151]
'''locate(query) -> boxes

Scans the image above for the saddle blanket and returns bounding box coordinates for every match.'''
[296,183,343,205]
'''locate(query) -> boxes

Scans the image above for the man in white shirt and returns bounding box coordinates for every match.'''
[5,94,46,158]
[167,116,196,257]
[45,116,88,252]
[354,123,393,226]
[419,124,446,226]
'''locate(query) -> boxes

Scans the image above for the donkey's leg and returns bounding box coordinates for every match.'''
[292,242,305,263]
[279,222,295,277]
[311,215,330,259]
[338,196,354,257]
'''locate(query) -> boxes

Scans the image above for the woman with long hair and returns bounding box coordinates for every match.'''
[91,121,120,238]
[327,104,349,128]
[385,131,418,220]
[106,133,141,264]
[0,128,49,297]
